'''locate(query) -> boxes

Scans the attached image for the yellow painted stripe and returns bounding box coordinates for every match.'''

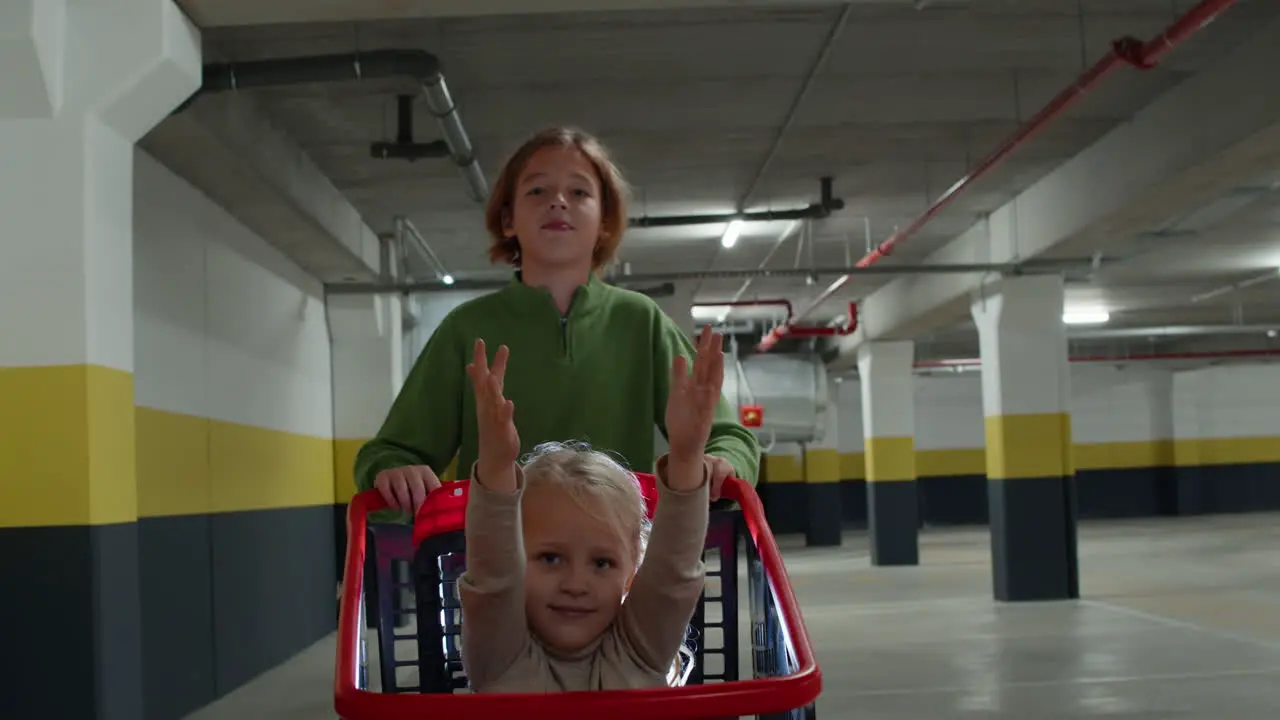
[136,408,210,517]
[333,438,366,505]
[984,413,1072,480]
[0,365,137,527]
[917,448,987,477]
[831,438,1280,482]
[763,454,803,484]
[136,406,334,517]
[441,455,460,482]
[209,419,333,513]
[1075,440,1173,471]
[865,436,915,482]
[1172,437,1280,467]
[839,452,865,480]
[803,448,841,484]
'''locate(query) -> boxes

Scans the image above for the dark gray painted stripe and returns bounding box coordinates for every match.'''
[760,483,807,535]
[0,523,144,720]
[805,483,842,547]
[988,475,1080,602]
[27,506,340,720]
[868,481,919,566]
[139,514,216,720]
[210,506,337,695]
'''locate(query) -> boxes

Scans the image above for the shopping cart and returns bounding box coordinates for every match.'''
[335,473,821,719]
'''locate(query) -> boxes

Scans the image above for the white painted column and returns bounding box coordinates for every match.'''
[0,1,200,717]
[971,274,1077,602]
[857,340,918,566]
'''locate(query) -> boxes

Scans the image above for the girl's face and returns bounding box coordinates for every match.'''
[503,145,604,274]
[520,483,637,655]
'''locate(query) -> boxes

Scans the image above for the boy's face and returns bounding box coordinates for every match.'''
[504,145,604,273]
[521,483,636,655]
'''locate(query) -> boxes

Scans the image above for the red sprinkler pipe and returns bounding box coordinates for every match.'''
[912,347,1280,369]
[754,302,858,352]
[754,0,1240,354]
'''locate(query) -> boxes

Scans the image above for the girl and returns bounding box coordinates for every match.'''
[457,324,725,692]
[354,127,758,514]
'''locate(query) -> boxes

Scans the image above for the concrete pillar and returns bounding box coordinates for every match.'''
[971,275,1079,602]
[0,1,200,717]
[858,340,919,566]
[803,373,842,546]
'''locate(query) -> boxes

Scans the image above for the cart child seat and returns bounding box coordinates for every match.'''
[335,473,821,719]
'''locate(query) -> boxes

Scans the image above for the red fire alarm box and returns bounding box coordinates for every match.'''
[740,404,764,428]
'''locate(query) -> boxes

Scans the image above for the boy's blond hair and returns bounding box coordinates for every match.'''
[483,127,631,272]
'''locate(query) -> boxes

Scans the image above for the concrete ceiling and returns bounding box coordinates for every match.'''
[143,0,1280,361]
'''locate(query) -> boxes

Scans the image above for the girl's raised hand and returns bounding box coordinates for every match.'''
[665,325,725,464]
[466,338,520,488]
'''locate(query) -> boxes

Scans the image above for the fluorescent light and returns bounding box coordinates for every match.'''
[720,219,744,249]
[441,274,455,285]
[691,304,730,321]
[1063,309,1109,325]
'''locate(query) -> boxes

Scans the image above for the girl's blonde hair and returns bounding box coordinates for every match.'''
[521,441,650,563]
[520,441,696,686]
[483,127,631,272]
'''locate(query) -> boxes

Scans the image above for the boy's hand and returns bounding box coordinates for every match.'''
[665,325,725,466]
[466,338,520,490]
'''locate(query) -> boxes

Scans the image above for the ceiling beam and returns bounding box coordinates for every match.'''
[177,0,908,27]
[141,91,384,282]
[827,9,1280,370]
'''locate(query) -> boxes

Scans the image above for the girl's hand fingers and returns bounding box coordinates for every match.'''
[709,332,724,391]
[491,344,510,391]
[671,354,688,393]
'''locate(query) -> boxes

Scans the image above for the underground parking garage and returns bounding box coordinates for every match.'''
[4,0,1280,718]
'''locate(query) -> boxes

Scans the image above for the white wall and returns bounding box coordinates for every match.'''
[822,363,1279,458]
[132,148,339,713]
[330,293,402,442]
[133,148,333,507]
[1174,363,1280,441]
[914,374,985,451]
[1071,366,1173,445]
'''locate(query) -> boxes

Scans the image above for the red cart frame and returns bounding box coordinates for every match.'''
[335,475,822,719]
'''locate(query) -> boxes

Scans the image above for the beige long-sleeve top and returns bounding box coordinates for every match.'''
[458,455,710,693]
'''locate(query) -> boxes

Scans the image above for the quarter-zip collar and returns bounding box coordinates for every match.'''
[501,271,608,363]
[501,270,608,321]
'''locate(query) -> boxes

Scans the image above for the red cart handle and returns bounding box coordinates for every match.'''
[336,475,821,719]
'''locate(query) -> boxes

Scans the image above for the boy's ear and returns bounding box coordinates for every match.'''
[501,208,516,238]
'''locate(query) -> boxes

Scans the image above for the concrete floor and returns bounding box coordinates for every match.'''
[189,512,1280,719]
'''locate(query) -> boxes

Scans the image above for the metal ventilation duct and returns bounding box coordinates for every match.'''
[177,49,489,203]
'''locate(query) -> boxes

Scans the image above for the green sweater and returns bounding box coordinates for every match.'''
[353,273,760,496]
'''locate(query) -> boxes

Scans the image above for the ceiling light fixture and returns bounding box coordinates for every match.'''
[1063,309,1110,325]
[441,273,455,285]
[720,219,744,249]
